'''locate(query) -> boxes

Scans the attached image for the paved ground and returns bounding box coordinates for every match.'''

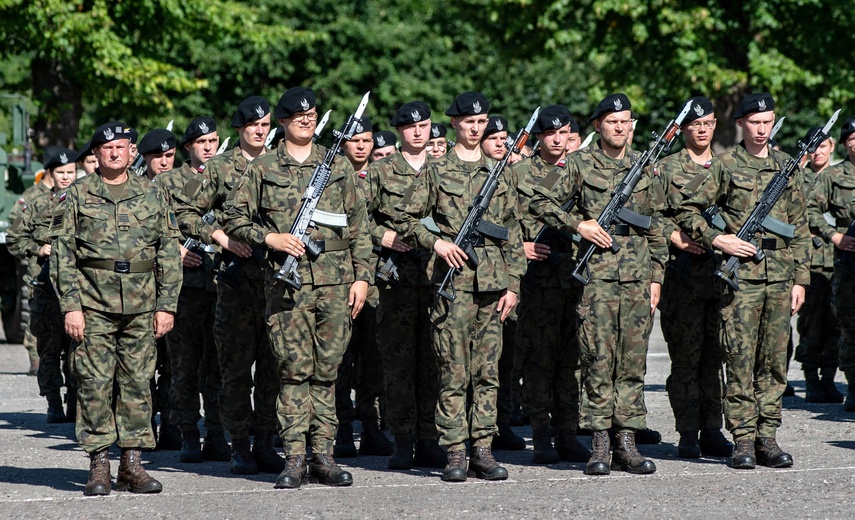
[1,316,854,519]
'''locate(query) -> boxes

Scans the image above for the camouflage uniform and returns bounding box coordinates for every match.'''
[393,152,526,451]
[222,142,372,455]
[677,145,810,441]
[173,146,278,440]
[50,171,182,452]
[657,149,725,433]
[529,143,668,432]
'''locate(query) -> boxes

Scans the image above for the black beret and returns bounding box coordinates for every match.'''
[181,116,217,145]
[682,96,715,124]
[733,92,774,119]
[91,121,134,147]
[43,147,79,170]
[353,116,373,135]
[274,87,316,119]
[483,116,509,139]
[231,96,271,128]
[533,104,575,134]
[430,123,447,138]
[77,140,93,159]
[390,101,431,127]
[589,93,631,121]
[445,91,490,117]
[373,131,397,149]
[840,117,855,142]
[138,129,177,155]
[269,126,285,148]
[129,128,139,144]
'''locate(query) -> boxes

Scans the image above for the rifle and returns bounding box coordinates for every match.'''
[436,107,540,301]
[376,216,440,283]
[570,100,694,285]
[181,210,217,259]
[714,109,841,291]
[272,92,371,289]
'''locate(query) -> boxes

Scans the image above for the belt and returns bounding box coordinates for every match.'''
[760,237,789,250]
[612,224,644,237]
[79,259,155,273]
[315,239,349,253]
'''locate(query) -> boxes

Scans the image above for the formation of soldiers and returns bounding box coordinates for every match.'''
[6,86,855,495]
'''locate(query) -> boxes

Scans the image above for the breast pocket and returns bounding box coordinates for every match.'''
[630,174,652,211]
[830,180,855,214]
[728,173,756,213]
[436,176,466,217]
[77,204,110,240]
[260,172,294,213]
[580,172,610,215]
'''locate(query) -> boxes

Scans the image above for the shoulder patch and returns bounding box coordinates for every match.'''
[51,213,63,228]
[169,211,178,229]
[557,159,567,168]
[358,170,368,179]
[704,160,712,169]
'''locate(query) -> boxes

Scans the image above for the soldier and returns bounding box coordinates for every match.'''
[530,93,668,475]
[657,96,733,459]
[677,93,809,469]
[371,130,398,161]
[807,117,855,411]
[50,121,182,495]
[427,123,448,158]
[365,102,447,471]
[393,91,525,482]
[7,148,79,422]
[481,116,509,161]
[138,129,177,180]
[76,141,98,176]
[222,87,373,489]
[510,105,591,464]
[796,127,842,403]
[155,117,230,463]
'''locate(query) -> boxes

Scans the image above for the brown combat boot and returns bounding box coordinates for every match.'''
[755,437,793,468]
[467,446,508,480]
[117,448,162,493]
[730,438,756,469]
[84,449,111,496]
[555,429,591,462]
[584,430,610,475]
[274,454,307,489]
[441,449,467,482]
[309,453,353,486]
[611,431,656,474]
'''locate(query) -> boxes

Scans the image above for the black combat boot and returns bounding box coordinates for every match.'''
[84,449,111,496]
[359,420,394,456]
[65,391,77,422]
[158,418,182,451]
[555,429,591,462]
[441,449,467,482]
[253,430,286,473]
[230,437,259,475]
[47,393,65,424]
[333,421,358,458]
[468,446,508,480]
[309,453,353,486]
[804,367,830,403]
[203,429,232,462]
[845,370,855,412]
[820,366,844,403]
[634,427,662,444]
[584,430,610,475]
[387,434,414,470]
[413,438,447,468]
[531,429,559,464]
[730,438,756,469]
[274,454,307,489]
[492,423,526,451]
[612,431,657,474]
[179,429,203,463]
[117,448,163,493]
[755,437,793,468]
[699,428,734,457]
[677,431,701,458]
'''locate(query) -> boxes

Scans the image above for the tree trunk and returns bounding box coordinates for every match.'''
[31,57,82,150]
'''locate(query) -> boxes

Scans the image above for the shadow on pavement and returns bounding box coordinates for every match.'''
[0,411,78,442]
[827,440,855,451]
[0,465,87,493]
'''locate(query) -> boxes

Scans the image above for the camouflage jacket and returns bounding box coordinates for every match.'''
[508,153,577,289]
[392,150,525,294]
[50,171,183,314]
[365,152,436,287]
[8,182,50,230]
[529,142,668,284]
[801,164,835,270]
[7,185,55,261]
[221,141,373,287]
[806,156,855,267]
[677,143,811,285]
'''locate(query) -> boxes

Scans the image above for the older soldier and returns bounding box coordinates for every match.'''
[657,96,733,459]
[530,94,668,475]
[50,122,181,495]
[677,93,809,469]
[222,87,372,489]
[427,123,448,158]
[371,130,398,161]
[393,91,525,482]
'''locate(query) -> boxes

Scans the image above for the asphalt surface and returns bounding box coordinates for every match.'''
[1,315,854,519]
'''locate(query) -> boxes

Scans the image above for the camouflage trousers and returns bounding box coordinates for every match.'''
[516,286,581,431]
[720,280,791,441]
[659,271,725,432]
[30,289,74,397]
[20,279,39,369]
[831,269,855,372]
[577,279,652,432]
[431,290,502,451]
[376,284,438,440]
[335,285,384,424]
[168,286,223,433]
[72,309,157,453]
[796,269,837,368]
[216,275,279,439]
[266,283,352,456]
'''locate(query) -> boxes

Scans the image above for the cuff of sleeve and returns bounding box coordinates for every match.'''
[794,272,811,286]
[701,228,721,250]
[203,224,223,243]
[568,218,583,234]
[651,270,664,285]
[507,277,520,295]
[253,229,269,247]
[420,232,439,251]
[821,227,837,241]
[59,297,82,314]
[354,267,372,284]
[156,297,179,314]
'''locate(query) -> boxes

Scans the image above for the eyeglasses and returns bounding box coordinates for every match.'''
[292,112,318,122]
[686,120,717,129]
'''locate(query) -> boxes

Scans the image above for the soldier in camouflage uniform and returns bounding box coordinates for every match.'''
[222,87,372,489]
[427,123,448,159]
[76,142,98,176]
[393,92,525,482]
[657,97,733,459]
[371,130,398,162]
[795,127,843,403]
[7,148,78,423]
[155,117,230,463]
[530,94,668,476]
[50,122,182,495]
[807,116,855,411]
[677,93,810,469]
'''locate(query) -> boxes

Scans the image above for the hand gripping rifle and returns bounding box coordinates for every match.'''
[714,109,841,291]
[570,100,693,286]
[436,107,540,301]
[272,92,370,290]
